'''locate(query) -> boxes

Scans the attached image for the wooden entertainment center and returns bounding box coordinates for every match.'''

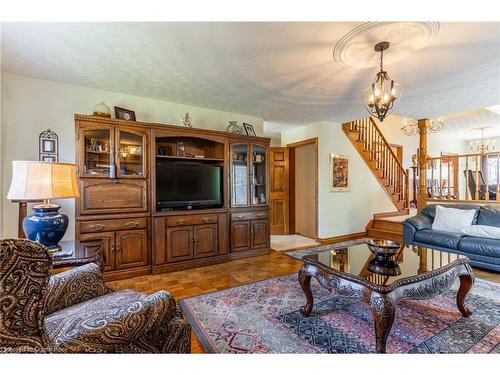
[75,114,270,281]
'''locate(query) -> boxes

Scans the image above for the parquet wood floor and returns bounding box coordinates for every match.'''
[107,250,499,354]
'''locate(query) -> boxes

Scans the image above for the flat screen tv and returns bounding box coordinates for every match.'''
[156,160,223,210]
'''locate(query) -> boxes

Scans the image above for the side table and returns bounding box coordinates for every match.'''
[51,240,105,271]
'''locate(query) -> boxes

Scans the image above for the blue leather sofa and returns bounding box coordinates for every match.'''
[403,204,500,272]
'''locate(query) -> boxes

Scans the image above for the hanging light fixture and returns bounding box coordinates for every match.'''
[362,42,402,122]
[400,117,445,136]
[470,127,496,153]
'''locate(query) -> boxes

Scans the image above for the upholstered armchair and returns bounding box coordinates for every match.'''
[0,239,191,353]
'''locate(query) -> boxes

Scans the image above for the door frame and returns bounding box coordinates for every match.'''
[286,138,319,240]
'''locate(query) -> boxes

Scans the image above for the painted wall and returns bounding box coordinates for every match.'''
[281,121,395,239]
[1,72,264,239]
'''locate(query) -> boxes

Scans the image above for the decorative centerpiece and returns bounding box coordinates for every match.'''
[226,120,242,134]
[92,102,111,118]
[366,239,402,276]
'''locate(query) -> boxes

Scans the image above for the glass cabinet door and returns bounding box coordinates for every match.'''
[82,128,113,177]
[116,129,146,177]
[231,143,249,206]
[251,144,267,206]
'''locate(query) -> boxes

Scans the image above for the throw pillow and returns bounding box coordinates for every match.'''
[462,225,500,239]
[432,205,476,233]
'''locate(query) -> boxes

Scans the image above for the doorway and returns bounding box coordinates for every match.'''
[269,138,318,240]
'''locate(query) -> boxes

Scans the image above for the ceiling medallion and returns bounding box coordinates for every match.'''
[400,117,445,136]
[362,42,401,122]
[333,22,440,68]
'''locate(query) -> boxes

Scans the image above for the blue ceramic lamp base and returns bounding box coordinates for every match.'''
[23,204,69,252]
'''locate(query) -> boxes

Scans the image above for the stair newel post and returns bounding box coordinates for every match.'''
[417,119,430,211]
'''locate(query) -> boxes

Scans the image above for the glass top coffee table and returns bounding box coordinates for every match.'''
[298,241,475,353]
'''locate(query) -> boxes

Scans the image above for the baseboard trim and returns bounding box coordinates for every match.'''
[317,231,367,245]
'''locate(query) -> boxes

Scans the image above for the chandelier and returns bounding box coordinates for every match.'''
[362,42,402,122]
[400,117,445,136]
[470,127,496,153]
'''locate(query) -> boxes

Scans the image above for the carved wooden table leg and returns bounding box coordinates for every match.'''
[299,265,314,316]
[370,293,396,354]
[457,263,474,317]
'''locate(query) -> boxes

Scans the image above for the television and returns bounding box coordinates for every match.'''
[156,160,223,210]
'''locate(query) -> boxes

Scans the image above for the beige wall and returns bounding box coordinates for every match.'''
[282,121,395,239]
[294,143,316,239]
[1,72,264,239]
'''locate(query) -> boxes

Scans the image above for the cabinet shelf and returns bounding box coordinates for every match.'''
[156,155,224,162]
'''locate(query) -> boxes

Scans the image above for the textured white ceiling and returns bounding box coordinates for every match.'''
[2,22,500,133]
[440,108,500,140]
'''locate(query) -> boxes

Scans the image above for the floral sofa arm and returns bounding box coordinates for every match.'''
[44,262,113,315]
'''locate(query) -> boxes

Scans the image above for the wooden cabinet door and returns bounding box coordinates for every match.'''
[78,231,115,272]
[269,147,289,234]
[193,224,218,259]
[115,127,148,178]
[78,125,115,178]
[251,220,269,249]
[166,227,193,263]
[80,178,148,215]
[230,221,251,252]
[115,229,149,270]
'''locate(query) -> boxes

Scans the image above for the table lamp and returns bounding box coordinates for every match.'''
[7,161,80,252]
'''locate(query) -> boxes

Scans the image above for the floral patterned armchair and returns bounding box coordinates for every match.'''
[0,239,191,353]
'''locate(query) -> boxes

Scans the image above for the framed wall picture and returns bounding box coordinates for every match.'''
[330,154,350,192]
[243,123,256,137]
[114,106,136,121]
[39,129,59,162]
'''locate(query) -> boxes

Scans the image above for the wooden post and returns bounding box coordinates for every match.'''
[417,119,429,211]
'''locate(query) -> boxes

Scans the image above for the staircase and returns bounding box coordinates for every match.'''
[342,117,409,213]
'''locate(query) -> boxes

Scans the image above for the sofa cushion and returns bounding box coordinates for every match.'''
[477,205,500,227]
[458,237,500,258]
[45,289,175,353]
[420,204,481,224]
[432,205,476,232]
[414,229,466,249]
[461,225,500,239]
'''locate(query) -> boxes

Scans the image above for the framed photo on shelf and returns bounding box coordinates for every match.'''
[41,154,57,162]
[329,154,350,192]
[114,106,136,121]
[243,123,256,136]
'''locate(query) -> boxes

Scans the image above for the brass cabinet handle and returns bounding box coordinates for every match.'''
[235,215,244,220]
[256,213,267,218]
[111,244,116,253]
[201,217,213,223]
[116,243,121,251]
[91,224,106,231]
[176,218,187,225]
[125,221,139,228]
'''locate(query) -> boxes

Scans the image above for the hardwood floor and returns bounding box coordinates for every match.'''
[107,250,499,354]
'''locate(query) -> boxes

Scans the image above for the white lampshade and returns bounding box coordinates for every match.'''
[7,161,80,200]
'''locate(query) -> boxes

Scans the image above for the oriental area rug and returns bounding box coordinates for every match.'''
[179,274,500,353]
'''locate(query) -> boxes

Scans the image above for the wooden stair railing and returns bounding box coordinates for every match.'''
[342,117,409,212]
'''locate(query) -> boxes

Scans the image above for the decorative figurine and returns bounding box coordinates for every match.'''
[226,121,242,134]
[181,112,192,127]
[411,153,418,167]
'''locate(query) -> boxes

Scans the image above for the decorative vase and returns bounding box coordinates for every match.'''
[93,102,111,118]
[23,204,69,252]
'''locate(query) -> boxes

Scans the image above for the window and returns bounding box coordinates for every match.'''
[487,157,498,185]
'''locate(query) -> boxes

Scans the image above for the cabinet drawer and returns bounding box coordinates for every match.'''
[80,218,148,233]
[231,211,268,221]
[167,214,218,227]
